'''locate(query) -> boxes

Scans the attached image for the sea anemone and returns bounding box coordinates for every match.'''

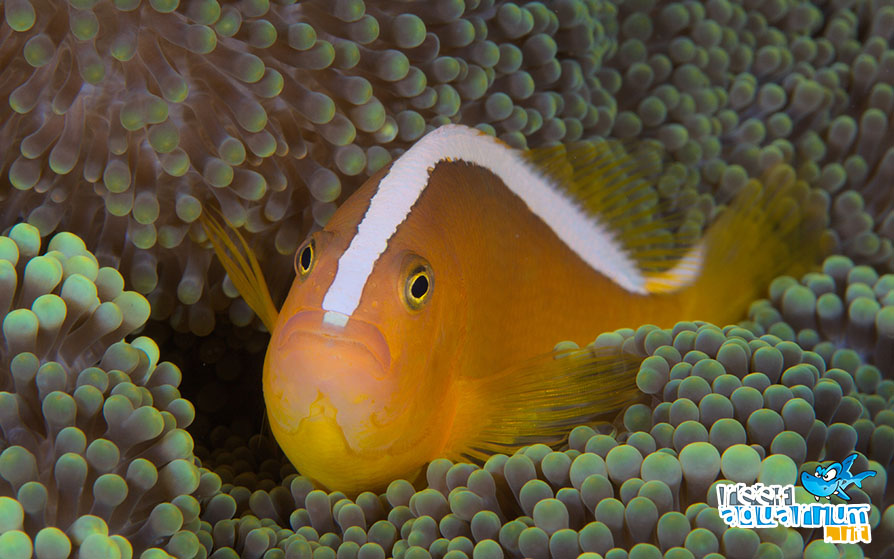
[188,319,893,558]
[0,224,214,558]
[1,0,622,335]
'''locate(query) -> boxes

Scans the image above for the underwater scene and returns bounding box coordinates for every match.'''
[1,0,893,558]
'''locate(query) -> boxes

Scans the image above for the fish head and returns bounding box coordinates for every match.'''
[262,166,467,493]
[800,462,842,497]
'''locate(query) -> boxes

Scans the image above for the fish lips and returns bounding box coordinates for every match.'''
[264,309,396,429]
[270,309,393,379]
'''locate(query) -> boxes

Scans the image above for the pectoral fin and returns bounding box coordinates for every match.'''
[199,207,279,332]
[446,343,643,462]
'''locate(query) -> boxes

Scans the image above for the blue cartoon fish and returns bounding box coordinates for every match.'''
[800,453,877,501]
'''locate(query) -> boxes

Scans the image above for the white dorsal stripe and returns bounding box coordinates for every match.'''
[321,124,649,319]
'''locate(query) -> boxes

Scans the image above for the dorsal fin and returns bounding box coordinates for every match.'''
[322,125,695,321]
[525,138,699,291]
[199,207,279,332]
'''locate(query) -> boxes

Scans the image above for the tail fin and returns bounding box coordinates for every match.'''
[199,207,280,332]
[668,164,830,325]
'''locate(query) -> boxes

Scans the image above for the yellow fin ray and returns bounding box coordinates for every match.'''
[446,345,642,461]
[675,163,829,317]
[198,207,279,332]
[643,245,704,293]
[526,139,693,278]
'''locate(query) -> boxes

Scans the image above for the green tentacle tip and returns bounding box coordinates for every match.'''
[109,36,136,64]
[0,446,38,490]
[330,0,364,22]
[288,22,316,50]
[141,548,172,559]
[254,69,284,98]
[9,156,42,190]
[93,473,128,507]
[9,223,41,257]
[148,0,177,12]
[174,195,202,223]
[32,294,66,331]
[376,50,410,82]
[214,6,240,36]
[42,391,77,427]
[47,231,87,258]
[78,533,120,559]
[166,531,199,559]
[335,144,367,176]
[187,0,220,24]
[203,158,234,188]
[308,168,342,203]
[102,159,131,193]
[247,19,277,48]
[86,439,121,473]
[34,527,71,559]
[69,8,99,41]
[392,14,426,48]
[233,53,266,83]
[218,137,247,166]
[758,454,797,486]
[605,445,643,484]
[0,530,31,559]
[5,0,36,31]
[134,192,160,226]
[396,110,425,142]
[532,498,569,535]
[160,148,190,177]
[23,34,55,67]
[485,93,514,121]
[3,309,39,347]
[158,73,188,103]
[144,96,169,124]
[349,98,386,133]
[148,502,185,536]
[236,101,268,133]
[720,444,761,484]
[114,291,151,327]
[148,121,180,154]
[0,497,24,532]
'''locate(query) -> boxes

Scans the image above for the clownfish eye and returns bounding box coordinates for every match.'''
[403,264,433,310]
[295,239,315,278]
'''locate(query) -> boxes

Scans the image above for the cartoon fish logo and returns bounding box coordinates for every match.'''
[800,453,876,501]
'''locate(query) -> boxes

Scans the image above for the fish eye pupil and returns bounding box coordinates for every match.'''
[296,241,314,277]
[300,246,312,271]
[411,274,429,299]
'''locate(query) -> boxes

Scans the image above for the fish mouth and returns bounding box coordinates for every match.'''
[263,309,398,449]
[275,309,392,375]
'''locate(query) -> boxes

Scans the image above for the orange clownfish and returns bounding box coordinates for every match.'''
[202,124,823,494]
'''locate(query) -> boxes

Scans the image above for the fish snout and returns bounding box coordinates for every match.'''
[276,309,392,373]
[263,309,397,438]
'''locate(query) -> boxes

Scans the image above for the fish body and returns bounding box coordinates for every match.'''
[800,453,877,501]
[203,124,823,493]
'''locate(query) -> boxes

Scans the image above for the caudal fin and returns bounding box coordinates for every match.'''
[671,164,831,325]
[198,207,280,332]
